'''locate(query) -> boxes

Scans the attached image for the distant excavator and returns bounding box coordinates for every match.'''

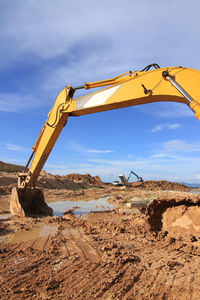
[10,63,200,217]
[118,171,143,187]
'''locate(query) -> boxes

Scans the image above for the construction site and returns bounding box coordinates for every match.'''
[0,160,200,299]
[1,59,200,300]
[2,0,200,298]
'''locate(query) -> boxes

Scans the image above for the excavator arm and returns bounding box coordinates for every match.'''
[11,64,200,216]
[127,171,143,183]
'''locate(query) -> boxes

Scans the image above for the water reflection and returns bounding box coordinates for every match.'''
[190,190,200,194]
[49,196,113,216]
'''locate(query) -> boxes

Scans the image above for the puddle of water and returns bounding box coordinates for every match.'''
[0,197,113,243]
[7,226,42,244]
[190,191,200,194]
[6,224,57,244]
[49,196,114,217]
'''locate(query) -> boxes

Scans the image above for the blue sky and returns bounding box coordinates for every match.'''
[1,0,200,183]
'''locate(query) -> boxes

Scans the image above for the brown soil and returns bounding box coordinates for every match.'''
[0,160,24,173]
[0,187,200,299]
[64,173,102,186]
[131,180,189,191]
[1,163,200,299]
[0,171,103,196]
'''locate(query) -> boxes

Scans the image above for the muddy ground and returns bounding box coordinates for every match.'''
[1,176,200,299]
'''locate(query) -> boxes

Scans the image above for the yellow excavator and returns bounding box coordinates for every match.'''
[10,64,200,217]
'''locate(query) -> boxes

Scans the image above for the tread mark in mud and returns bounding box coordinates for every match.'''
[14,235,51,252]
[62,243,70,257]
[62,228,100,263]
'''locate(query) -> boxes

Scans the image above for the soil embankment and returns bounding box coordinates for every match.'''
[131,180,189,191]
[0,165,103,196]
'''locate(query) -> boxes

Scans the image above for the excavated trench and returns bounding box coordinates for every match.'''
[146,197,200,238]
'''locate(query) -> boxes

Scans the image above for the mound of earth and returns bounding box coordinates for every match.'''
[62,173,102,186]
[0,165,103,195]
[0,185,13,196]
[0,161,24,173]
[132,180,189,191]
[37,171,82,190]
[146,193,200,240]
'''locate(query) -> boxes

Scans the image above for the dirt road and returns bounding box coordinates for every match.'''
[1,184,200,299]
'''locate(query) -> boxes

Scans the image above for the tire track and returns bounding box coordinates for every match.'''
[62,228,100,263]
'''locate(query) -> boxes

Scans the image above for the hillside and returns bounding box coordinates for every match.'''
[0,161,103,195]
[0,161,24,173]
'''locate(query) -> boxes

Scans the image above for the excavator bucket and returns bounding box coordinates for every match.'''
[10,187,53,217]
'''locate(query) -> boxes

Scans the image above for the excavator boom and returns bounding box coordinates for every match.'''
[127,171,143,183]
[10,64,200,216]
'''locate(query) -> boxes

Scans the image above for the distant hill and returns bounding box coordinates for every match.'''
[0,161,24,173]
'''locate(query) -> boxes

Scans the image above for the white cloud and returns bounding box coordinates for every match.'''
[1,1,200,73]
[157,103,193,118]
[152,124,164,132]
[68,141,114,155]
[68,142,84,153]
[151,123,181,132]
[86,149,113,154]
[0,93,39,113]
[162,139,200,152]
[168,123,180,130]
[6,143,29,152]
[150,153,169,158]
[139,102,194,120]
[1,1,200,113]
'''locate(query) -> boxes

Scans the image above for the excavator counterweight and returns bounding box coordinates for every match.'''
[10,64,200,217]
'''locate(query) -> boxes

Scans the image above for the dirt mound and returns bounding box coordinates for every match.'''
[37,172,81,190]
[0,176,17,187]
[0,185,14,196]
[0,166,104,195]
[0,172,18,195]
[0,161,24,173]
[162,205,200,236]
[64,173,103,186]
[132,180,189,191]
[146,194,200,239]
